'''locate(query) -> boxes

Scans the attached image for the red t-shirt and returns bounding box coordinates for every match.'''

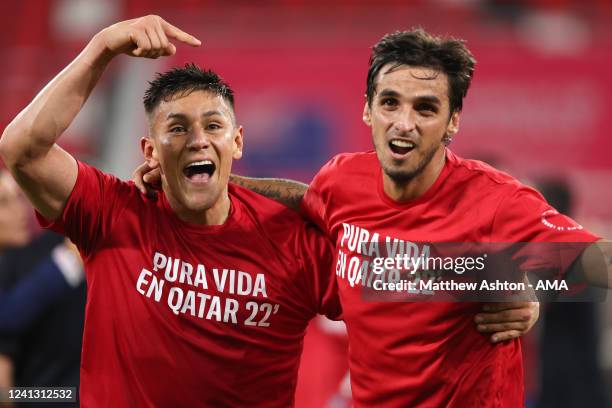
[302,149,598,407]
[38,161,339,407]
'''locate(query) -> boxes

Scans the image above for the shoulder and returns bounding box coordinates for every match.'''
[76,161,132,192]
[447,150,534,197]
[320,151,378,173]
[75,160,148,205]
[229,183,328,250]
[311,151,378,193]
[229,182,307,229]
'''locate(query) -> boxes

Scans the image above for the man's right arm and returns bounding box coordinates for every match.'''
[0,38,107,221]
[0,15,200,221]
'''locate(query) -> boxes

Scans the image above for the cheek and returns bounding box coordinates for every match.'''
[159,138,180,153]
[214,135,236,156]
[372,110,389,125]
[157,140,182,164]
[373,113,396,135]
[372,123,388,143]
[216,149,233,171]
[421,120,446,137]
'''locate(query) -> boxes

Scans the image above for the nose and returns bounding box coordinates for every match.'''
[186,125,211,150]
[391,108,417,134]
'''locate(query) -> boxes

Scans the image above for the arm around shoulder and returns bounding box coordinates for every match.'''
[230,174,308,213]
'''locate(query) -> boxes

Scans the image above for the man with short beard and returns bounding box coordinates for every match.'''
[164,29,605,406]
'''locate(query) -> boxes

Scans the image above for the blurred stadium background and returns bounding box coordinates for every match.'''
[1,0,611,406]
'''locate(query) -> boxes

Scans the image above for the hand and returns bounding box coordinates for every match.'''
[133,161,161,197]
[96,15,201,59]
[475,301,540,343]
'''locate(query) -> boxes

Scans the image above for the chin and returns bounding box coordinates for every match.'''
[172,180,214,207]
[187,190,222,211]
[184,198,215,213]
[382,157,419,178]
[383,167,419,183]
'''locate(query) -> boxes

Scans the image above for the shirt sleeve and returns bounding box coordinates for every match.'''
[490,186,600,278]
[35,161,131,260]
[294,222,342,320]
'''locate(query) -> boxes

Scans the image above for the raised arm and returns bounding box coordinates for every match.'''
[0,15,200,221]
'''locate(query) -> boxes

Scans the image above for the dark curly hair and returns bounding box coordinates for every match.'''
[366,28,476,113]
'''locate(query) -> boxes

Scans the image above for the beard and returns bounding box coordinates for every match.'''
[381,143,439,184]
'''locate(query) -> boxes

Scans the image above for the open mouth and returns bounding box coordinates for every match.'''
[388,139,415,156]
[183,160,216,183]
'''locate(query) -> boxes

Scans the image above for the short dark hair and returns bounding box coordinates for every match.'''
[366,28,476,113]
[143,63,235,115]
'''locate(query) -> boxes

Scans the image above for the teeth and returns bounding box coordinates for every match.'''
[186,160,213,168]
[390,140,414,148]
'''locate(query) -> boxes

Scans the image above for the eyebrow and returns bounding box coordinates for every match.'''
[377,89,442,106]
[165,110,225,121]
[414,95,442,106]
[377,89,401,99]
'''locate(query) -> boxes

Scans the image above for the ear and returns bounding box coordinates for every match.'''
[232,126,244,160]
[140,136,160,169]
[362,101,372,127]
[447,111,460,136]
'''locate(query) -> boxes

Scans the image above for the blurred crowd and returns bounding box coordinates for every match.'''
[0,170,86,407]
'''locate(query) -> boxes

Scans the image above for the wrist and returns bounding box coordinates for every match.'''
[81,31,116,69]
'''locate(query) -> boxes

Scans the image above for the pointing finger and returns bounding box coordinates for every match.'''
[160,19,201,47]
